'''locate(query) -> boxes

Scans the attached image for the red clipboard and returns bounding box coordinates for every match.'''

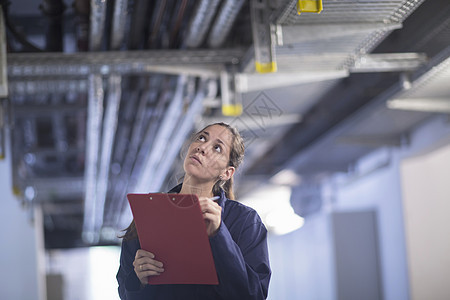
[127,193,219,285]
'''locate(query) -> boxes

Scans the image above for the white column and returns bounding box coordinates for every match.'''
[0,129,46,300]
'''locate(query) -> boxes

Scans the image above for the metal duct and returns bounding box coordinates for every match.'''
[208,0,246,48]
[89,0,107,51]
[184,0,221,48]
[110,0,128,50]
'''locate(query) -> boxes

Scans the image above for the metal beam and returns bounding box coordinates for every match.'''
[387,98,450,113]
[7,49,244,78]
[279,23,402,45]
[350,53,428,73]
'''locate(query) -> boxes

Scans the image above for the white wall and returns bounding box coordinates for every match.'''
[330,115,450,300]
[46,246,121,300]
[400,142,450,300]
[0,129,46,300]
[267,115,450,300]
[267,211,335,300]
[331,148,409,300]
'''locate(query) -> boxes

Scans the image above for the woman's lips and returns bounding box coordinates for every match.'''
[190,155,202,164]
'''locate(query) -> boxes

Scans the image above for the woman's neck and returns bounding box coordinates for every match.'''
[179,177,214,198]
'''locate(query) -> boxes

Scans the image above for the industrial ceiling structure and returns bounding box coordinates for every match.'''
[2,0,450,248]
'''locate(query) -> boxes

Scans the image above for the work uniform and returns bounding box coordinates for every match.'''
[116,184,271,299]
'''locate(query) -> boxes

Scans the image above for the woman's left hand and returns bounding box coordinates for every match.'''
[198,197,222,237]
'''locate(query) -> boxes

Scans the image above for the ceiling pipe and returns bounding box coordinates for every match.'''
[110,0,128,50]
[207,0,246,48]
[40,0,66,52]
[149,78,214,191]
[94,74,122,238]
[147,0,167,49]
[106,76,175,229]
[129,0,152,49]
[168,0,189,48]
[132,76,186,193]
[110,78,161,208]
[82,74,104,244]
[74,0,90,51]
[127,77,173,190]
[89,0,107,51]
[104,84,143,228]
[184,0,221,48]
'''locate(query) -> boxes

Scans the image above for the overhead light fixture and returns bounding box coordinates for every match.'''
[240,185,305,235]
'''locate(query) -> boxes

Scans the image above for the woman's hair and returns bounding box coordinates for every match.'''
[120,122,245,240]
[207,122,244,200]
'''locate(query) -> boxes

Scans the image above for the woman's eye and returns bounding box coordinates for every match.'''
[197,135,205,142]
[214,145,222,153]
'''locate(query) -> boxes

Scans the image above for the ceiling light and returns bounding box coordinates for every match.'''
[240,184,304,235]
[265,207,305,235]
[271,169,302,186]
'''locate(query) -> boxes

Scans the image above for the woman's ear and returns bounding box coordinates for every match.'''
[221,166,235,181]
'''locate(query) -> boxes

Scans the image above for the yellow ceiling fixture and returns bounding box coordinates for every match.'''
[297,0,323,15]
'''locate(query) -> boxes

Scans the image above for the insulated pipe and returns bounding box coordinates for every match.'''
[110,0,128,50]
[89,0,107,51]
[184,0,221,48]
[208,0,246,48]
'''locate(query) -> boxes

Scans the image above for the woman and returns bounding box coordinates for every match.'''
[116,122,271,299]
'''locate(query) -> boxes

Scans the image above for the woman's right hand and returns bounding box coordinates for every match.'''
[133,249,165,285]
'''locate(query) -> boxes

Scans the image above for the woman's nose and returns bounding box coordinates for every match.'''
[196,144,207,154]
[196,146,204,153]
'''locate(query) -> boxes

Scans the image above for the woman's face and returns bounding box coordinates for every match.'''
[184,124,234,183]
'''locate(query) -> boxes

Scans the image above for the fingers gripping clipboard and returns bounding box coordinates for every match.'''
[127,193,219,285]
